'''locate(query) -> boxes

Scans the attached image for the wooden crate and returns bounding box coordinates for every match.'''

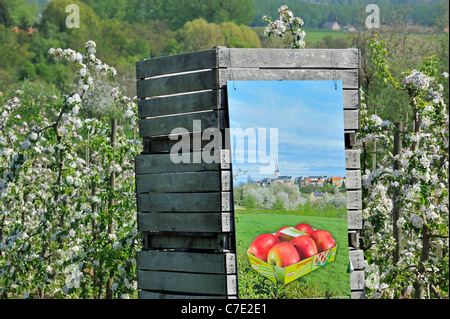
[135,47,364,299]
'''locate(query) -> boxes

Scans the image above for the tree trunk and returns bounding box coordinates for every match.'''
[105,119,117,299]
[392,122,402,265]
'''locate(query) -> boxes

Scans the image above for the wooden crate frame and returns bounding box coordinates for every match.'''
[135,47,364,299]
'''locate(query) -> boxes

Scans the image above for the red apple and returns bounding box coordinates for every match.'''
[310,229,336,252]
[267,242,300,267]
[275,226,307,242]
[248,233,280,262]
[294,223,314,236]
[275,226,289,237]
[290,235,318,260]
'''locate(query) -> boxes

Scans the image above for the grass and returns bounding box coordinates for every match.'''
[303,27,352,46]
[235,211,351,299]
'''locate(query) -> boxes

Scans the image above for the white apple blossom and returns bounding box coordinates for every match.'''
[262,5,306,49]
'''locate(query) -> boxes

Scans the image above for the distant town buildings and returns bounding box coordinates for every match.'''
[257,160,294,185]
[255,160,346,189]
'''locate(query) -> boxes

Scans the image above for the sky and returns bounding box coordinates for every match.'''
[227,80,346,184]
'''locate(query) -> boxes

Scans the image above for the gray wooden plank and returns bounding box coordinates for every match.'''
[139,290,236,299]
[344,109,360,131]
[138,270,237,295]
[138,90,222,118]
[144,232,229,250]
[137,69,218,98]
[343,89,360,110]
[219,48,360,69]
[347,210,363,230]
[345,149,361,169]
[350,270,365,291]
[219,68,359,89]
[351,291,365,299]
[137,192,231,212]
[143,128,227,154]
[349,250,365,270]
[138,212,233,232]
[345,169,361,190]
[347,190,362,210]
[136,49,217,79]
[138,108,356,139]
[135,150,230,174]
[138,110,223,138]
[142,131,226,154]
[137,250,236,274]
[136,171,226,193]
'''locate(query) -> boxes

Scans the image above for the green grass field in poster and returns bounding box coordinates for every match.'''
[235,211,351,299]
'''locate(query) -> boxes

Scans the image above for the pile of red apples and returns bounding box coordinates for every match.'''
[248,223,336,267]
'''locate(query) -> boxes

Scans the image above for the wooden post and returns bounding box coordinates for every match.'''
[392,122,402,265]
[105,119,117,299]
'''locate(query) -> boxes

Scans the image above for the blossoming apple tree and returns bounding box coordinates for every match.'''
[0,40,140,299]
[360,39,448,299]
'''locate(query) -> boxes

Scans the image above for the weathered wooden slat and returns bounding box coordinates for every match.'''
[350,270,365,291]
[344,109,360,131]
[138,110,223,138]
[142,132,226,154]
[351,291,365,299]
[144,232,231,250]
[347,210,363,230]
[137,192,231,212]
[345,169,361,190]
[347,190,362,210]
[135,150,230,174]
[219,69,359,89]
[137,90,224,118]
[136,49,217,79]
[138,212,232,232]
[219,48,360,69]
[137,69,218,98]
[139,290,236,299]
[138,109,356,138]
[343,89,360,110]
[345,149,361,169]
[135,171,230,193]
[349,250,365,270]
[138,270,237,295]
[138,111,221,138]
[137,251,236,274]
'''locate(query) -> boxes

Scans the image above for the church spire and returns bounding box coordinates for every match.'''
[274,157,280,179]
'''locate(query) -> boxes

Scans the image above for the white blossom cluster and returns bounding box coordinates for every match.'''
[111,87,138,128]
[403,69,433,91]
[49,41,116,93]
[262,5,306,49]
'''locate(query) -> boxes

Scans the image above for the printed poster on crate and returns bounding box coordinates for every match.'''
[228,80,351,298]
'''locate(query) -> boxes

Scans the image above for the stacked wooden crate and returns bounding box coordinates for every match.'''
[135,47,364,299]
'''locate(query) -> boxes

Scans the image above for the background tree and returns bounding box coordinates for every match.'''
[176,18,225,53]
[0,0,13,28]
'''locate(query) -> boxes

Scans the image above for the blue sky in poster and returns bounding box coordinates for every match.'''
[227,80,346,184]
